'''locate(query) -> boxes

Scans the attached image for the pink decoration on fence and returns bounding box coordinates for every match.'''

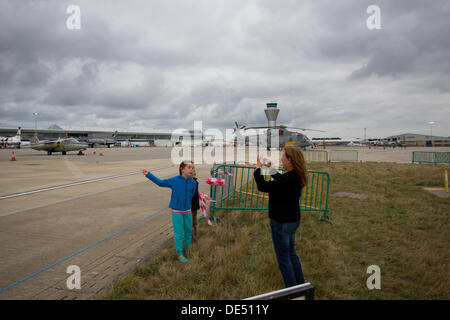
[215,170,232,176]
[198,191,213,226]
[205,177,225,186]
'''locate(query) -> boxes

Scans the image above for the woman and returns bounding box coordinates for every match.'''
[253,146,308,287]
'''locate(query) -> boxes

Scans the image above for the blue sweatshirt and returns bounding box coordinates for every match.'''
[145,171,197,211]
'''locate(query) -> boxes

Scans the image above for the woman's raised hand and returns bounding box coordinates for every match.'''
[257,154,271,168]
[141,169,148,175]
[256,155,263,168]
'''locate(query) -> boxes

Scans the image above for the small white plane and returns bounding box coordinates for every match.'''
[348,141,365,147]
[0,127,22,148]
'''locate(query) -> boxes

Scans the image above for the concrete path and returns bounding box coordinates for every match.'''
[0,156,211,300]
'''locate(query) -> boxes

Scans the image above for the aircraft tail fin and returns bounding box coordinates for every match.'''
[16,127,22,137]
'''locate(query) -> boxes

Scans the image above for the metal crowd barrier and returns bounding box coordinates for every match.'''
[209,164,331,223]
[244,282,314,300]
[329,149,358,162]
[412,151,450,164]
[303,150,328,163]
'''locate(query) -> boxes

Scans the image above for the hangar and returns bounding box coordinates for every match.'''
[386,133,450,147]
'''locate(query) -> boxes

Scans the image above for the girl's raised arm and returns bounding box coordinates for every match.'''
[142,169,173,188]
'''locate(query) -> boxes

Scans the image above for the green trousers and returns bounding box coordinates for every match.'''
[171,213,192,256]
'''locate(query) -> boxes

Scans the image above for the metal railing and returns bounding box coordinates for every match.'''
[244,282,314,300]
[329,150,358,162]
[209,164,331,223]
[303,150,328,163]
[412,151,450,164]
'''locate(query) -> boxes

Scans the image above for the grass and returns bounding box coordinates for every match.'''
[104,162,450,299]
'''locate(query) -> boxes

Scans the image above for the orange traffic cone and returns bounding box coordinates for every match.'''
[11,151,16,161]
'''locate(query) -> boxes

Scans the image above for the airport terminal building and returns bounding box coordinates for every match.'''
[0,127,170,139]
[0,127,174,147]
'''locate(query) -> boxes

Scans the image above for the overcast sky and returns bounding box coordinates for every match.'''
[0,0,449,139]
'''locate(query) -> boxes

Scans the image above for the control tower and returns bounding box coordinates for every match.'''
[264,103,279,128]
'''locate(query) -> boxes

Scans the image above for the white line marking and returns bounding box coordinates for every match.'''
[0,172,174,217]
[0,165,174,200]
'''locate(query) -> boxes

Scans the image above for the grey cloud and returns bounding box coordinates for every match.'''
[347,0,450,79]
[349,36,418,79]
[0,0,449,137]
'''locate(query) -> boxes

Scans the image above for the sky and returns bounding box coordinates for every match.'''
[0,0,449,139]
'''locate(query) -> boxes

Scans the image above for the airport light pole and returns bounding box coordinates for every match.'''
[428,121,435,146]
[33,112,39,130]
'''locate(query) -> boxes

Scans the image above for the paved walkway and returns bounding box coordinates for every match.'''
[0,157,211,299]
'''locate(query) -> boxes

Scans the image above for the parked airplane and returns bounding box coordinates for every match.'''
[30,134,88,155]
[81,131,118,148]
[0,127,22,148]
[372,139,405,148]
[348,141,365,147]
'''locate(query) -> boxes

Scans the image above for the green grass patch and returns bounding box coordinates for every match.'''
[104,162,450,299]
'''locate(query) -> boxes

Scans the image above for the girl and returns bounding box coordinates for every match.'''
[142,161,197,263]
[253,146,308,287]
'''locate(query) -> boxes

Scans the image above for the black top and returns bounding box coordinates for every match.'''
[253,167,303,223]
[191,177,200,211]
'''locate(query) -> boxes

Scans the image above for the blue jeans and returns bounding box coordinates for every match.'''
[270,219,305,287]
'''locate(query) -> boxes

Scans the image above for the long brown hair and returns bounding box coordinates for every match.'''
[284,146,308,187]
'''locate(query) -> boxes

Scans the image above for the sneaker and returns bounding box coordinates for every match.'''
[177,255,189,263]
